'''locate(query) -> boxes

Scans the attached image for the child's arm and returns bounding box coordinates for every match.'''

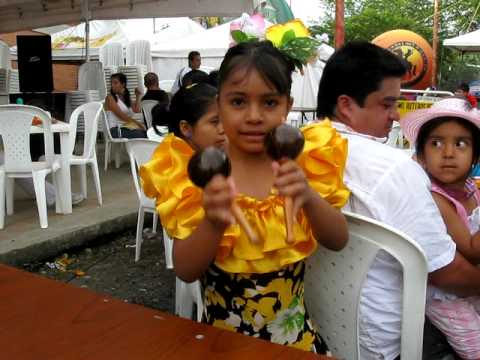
[173,175,235,282]
[432,192,480,264]
[273,160,348,251]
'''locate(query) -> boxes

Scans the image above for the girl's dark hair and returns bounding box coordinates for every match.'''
[416,117,480,166]
[110,73,131,108]
[181,70,209,88]
[218,41,295,96]
[154,82,217,138]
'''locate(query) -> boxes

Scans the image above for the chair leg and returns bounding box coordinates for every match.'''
[114,143,122,168]
[79,164,88,199]
[0,172,5,229]
[32,172,48,229]
[104,141,111,171]
[52,172,62,214]
[193,281,204,323]
[152,212,158,234]
[91,159,103,206]
[175,277,194,320]
[6,177,14,215]
[163,228,174,270]
[135,206,145,262]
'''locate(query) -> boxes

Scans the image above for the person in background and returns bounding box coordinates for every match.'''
[171,51,201,94]
[134,72,169,128]
[181,69,209,87]
[104,73,146,139]
[455,82,478,108]
[316,41,480,360]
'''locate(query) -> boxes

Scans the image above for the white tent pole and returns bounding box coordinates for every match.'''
[82,0,91,61]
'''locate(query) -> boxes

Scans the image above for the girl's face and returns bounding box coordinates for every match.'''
[189,102,226,150]
[111,78,125,94]
[419,120,474,186]
[218,67,292,154]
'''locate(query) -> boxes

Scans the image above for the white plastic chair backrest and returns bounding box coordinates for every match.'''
[0,105,54,171]
[304,211,428,360]
[126,40,153,72]
[101,109,115,142]
[159,80,175,93]
[68,102,103,157]
[125,139,159,203]
[78,62,106,100]
[141,100,159,129]
[99,42,124,67]
[146,127,165,142]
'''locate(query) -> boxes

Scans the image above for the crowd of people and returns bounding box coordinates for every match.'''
[99,33,480,359]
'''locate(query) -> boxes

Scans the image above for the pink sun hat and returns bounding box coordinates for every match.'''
[400,97,480,145]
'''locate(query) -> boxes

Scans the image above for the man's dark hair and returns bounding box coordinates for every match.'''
[317,41,407,118]
[188,51,200,64]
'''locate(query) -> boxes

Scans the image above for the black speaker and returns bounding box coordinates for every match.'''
[17,35,54,93]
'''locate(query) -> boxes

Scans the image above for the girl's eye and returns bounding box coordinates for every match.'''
[265,99,278,107]
[431,139,442,148]
[210,118,219,125]
[457,140,468,148]
[231,98,245,106]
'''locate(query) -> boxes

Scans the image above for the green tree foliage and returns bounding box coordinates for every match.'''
[313,0,480,89]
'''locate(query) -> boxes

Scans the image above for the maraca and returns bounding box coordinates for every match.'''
[188,147,259,244]
[264,124,305,244]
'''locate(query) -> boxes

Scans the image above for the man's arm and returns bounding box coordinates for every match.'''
[429,251,480,297]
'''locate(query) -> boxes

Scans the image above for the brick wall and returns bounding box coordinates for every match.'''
[1,31,79,91]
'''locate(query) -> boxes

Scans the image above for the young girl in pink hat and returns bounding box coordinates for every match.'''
[401,97,480,359]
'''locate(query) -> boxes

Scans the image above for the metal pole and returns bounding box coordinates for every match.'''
[335,0,345,49]
[432,0,440,88]
[82,0,90,62]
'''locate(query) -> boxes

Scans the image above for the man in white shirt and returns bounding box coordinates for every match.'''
[316,41,480,359]
[171,50,201,95]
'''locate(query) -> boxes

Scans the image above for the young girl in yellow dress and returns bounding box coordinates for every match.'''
[141,36,350,353]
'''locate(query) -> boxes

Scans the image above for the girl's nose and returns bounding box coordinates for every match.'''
[443,143,455,157]
[247,104,262,123]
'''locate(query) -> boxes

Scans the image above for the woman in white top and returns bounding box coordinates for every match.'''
[104,73,146,138]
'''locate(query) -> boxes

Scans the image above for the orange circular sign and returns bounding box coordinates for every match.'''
[372,29,433,90]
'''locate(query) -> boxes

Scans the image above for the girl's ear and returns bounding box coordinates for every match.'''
[179,120,193,138]
[288,96,294,113]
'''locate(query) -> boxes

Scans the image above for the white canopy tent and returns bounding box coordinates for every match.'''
[0,0,255,33]
[151,18,334,107]
[443,29,480,52]
[10,18,205,61]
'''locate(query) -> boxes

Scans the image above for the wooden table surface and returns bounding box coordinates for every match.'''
[0,265,331,360]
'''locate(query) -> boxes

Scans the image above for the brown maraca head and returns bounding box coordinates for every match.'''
[264,124,305,160]
[188,147,231,188]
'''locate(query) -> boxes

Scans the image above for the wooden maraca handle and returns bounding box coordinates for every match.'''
[284,196,295,244]
[231,203,260,245]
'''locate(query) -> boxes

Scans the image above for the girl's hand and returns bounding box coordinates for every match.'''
[272,159,315,216]
[202,175,236,229]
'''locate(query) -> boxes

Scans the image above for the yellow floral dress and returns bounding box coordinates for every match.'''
[140,120,349,353]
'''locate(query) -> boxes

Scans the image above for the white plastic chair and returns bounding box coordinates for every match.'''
[175,278,204,322]
[0,106,62,229]
[125,139,164,263]
[146,127,166,143]
[102,110,128,171]
[125,139,203,322]
[67,102,103,205]
[304,211,428,360]
[141,100,159,129]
